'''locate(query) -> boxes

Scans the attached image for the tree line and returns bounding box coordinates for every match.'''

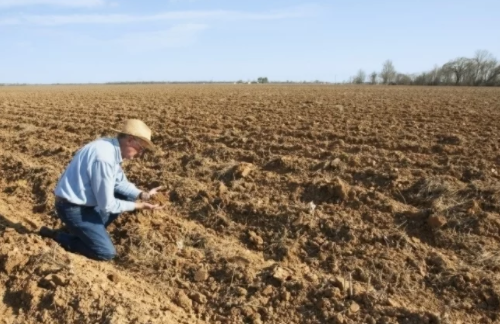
[352,50,500,86]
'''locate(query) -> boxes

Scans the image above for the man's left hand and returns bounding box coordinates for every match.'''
[140,186,164,201]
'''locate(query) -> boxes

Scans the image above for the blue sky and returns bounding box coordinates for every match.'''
[0,0,498,83]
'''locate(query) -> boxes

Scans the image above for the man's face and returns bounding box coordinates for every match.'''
[121,136,146,160]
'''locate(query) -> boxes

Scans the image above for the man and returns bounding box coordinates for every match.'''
[40,119,164,261]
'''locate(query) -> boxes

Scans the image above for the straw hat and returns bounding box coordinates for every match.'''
[111,119,154,150]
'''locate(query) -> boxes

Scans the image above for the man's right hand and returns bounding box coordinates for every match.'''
[135,202,164,210]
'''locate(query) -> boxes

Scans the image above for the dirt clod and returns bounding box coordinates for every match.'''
[175,290,193,310]
[189,292,207,304]
[333,276,351,292]
[194,268,209,282]
[428,215,447,228]
[248,230,264,246]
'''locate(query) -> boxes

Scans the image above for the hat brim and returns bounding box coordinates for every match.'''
[111,128,155,151]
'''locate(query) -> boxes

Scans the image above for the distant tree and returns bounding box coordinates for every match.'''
[471,50,498,86]
[350,50,499,87]
[442,57,470,85]
[380,60,396,84]
[394,73,412,85]
[427,65,443,85]
[257,77,269,84]
[485,65,500,86]
[353,70,366,84]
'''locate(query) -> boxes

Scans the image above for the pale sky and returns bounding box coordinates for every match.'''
[0,0,498,84]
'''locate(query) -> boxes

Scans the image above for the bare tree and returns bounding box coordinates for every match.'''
[395,73,412,85]
[473,50,499,85]
[352,69,366,84]
[442,58,470,85]
[485,64,500,86]
[380,60,396,84]
[428,65,443,85]
[370,72,377,84]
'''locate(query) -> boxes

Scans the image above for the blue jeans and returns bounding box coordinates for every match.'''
[54,193,134,261]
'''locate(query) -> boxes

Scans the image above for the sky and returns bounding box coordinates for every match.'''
[0,0,498,84]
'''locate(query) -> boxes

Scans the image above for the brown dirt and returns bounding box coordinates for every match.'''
[1,84,500,324]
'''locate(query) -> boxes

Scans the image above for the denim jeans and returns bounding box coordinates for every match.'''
[54,193,134,260]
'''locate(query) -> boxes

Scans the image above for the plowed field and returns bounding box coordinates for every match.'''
[1,85,500,324]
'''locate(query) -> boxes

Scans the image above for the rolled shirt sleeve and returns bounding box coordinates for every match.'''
[91,160,136,215]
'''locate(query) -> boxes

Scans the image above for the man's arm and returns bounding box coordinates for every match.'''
[114,165,142,201]
[91,160,137,215]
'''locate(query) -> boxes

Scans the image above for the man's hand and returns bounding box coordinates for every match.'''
[140,186,164,201]
[135,202,165,210]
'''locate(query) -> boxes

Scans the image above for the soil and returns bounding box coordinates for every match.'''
[1,84,500,324]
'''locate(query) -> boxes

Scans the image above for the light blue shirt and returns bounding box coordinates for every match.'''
[54,137,141,216]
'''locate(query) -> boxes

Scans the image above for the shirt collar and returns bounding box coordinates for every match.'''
[111,138,123,164]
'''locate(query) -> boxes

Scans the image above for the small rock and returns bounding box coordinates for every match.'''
[365,315,376,324]
[235,287,248,296]
[194,268,209,282]
[353,282,370,295]
[51,274,68,286]
[189,249,204,261]
[387,298,400,307]
[115,305,126,315]
[240,167,252,178]
[461,301,472,310]
[218,182,228,194]
[175,290,193,310]
[324,287,341,298]
[333,276,350,292]
[428,215,447,228]
[1,250,26,275]
[463,272,474,282]
[332,177,350,201]
[252,318,263,324]
[175,278,191,289]
[281,290,291,301]
[331,158,342,167]
[54,297,65,307]
[272,266,292,283]
[248,231,264,246]
[307,201,316,214]
[189,292,207,304]
[39,275,56,290]
[332,313,344,324]
[236,163,253,178]
[138,316,151,323]
[304,272,319,283]
[427,251,452,270]
[349,301,360,313]
[259,296,270,305]
[241,306,255,317]
[316,298,331,309]
[261,285,274,296]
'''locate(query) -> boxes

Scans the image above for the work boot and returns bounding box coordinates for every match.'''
[39,226,57,239]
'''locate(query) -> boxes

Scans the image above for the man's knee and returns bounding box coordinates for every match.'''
[93,245,116,261]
